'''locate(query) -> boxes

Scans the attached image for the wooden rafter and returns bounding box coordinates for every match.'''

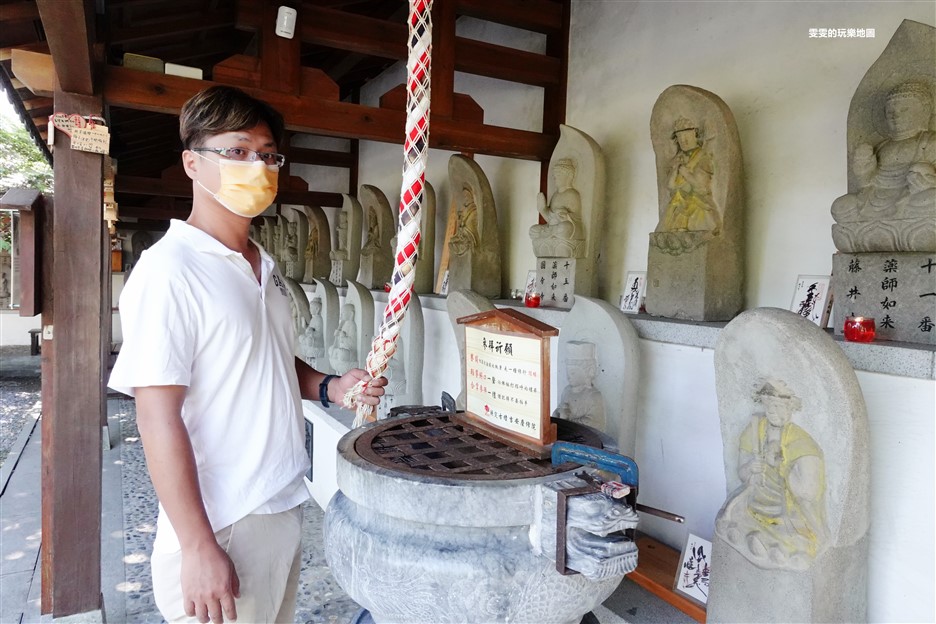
[36,0,96,95]
[0,1,41,23]
[98,64,553,160]
[236,0,563,88]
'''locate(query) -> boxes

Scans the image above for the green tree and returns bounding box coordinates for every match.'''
[0,115,53,195]
[0,111,52,252]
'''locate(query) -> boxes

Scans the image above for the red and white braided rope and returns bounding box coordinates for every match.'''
[348,0,432,427]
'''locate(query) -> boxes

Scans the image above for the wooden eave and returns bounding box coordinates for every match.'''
[457,308,560,337]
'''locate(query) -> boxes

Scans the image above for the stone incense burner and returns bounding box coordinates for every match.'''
[324,407,639,624]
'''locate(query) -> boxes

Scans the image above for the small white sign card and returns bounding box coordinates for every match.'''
[439,270,450,296]
[790,274,832,328]
[674,533,712,607]
[619,271,647,314]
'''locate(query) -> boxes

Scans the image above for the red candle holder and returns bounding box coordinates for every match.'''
[843,316,876,342]
[524,291,542,308]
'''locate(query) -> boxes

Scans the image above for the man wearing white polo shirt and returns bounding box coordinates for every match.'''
[109,86,385,624]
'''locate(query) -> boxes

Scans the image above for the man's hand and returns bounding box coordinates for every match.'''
[182,540,240,623]
[330,368,388,407]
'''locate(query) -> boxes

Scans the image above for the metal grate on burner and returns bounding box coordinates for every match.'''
[355,411,570,480]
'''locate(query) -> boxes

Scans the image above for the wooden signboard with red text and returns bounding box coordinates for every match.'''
[456,308,558,457]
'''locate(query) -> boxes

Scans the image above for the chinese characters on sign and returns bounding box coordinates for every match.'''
[832,252,936,345]
[535,258,576,309]
[465,326,544,439]
[675,534,712,606]
[789,275,832,328]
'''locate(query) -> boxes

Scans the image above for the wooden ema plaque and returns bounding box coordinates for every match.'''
[456,308,558,458]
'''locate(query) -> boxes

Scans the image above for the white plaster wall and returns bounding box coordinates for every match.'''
[567,0,936,306]
[332,5,936,621]
[0,311,39,345]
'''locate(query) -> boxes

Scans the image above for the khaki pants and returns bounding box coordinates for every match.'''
[151,506,303,623]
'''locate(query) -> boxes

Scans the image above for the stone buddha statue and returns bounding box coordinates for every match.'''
[449,185,481,257]
[831,81,936,252]
[329,303,358,375]
[361,207,380,257]
[299,297,325,366]
[330,210,349,261]
[552,341,605,432]
[530,159,586,258]
[714,380,829,571]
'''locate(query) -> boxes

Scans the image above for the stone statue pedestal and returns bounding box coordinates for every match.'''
[535,258,576,309]
[831,251,936,344]
[449,247,500,300]
[645,231,742,321]
[357,257,386,291]
[709,308,870,624]
[709,534,869,623]
[644,85,745,322]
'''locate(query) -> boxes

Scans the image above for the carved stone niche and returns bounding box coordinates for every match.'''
[280,206,309,281]
[357,184,395,290]
[446,155,502,299]
[554,296,640,456]
[708,308,870,624]
[376,293,424,420]
[828,20,936,345]
[327,279,374,375]
[529,125,607,303]
[645,85,745,322]
[329,194,363,287]
[290,204,331,284]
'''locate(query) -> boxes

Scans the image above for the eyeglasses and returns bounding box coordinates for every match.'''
[192,147,286,168]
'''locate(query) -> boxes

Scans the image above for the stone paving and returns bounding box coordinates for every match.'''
[0,351,683,624]
[0,362,361,624]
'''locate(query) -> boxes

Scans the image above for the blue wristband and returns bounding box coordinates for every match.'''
[319,375,338,408]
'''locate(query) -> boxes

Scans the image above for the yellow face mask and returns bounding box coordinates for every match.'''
[196,155,279,218]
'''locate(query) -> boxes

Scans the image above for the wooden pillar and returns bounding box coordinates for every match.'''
[540,0,570,194]
[42,89,105,618]
[261,2,301,94]
[431,0,456,120]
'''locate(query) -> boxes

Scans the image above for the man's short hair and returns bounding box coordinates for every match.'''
[179,86,285,150]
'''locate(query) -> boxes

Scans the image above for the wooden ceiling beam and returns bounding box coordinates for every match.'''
[454,0,563,35]
[22,96,53,111]
[108,8,236,45]
[239,0,406,58]
[431,0,455,119]
[455,38,559,87]
[102,65,554,160]
[237,1,560,87]
[10,47,54,97]
[288,146,354,168]
[36,0,96,95]
[260,2,300,94]
[0,1,41,23]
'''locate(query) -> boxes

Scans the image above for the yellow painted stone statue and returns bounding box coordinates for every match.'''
[657,117,721,234]
[715,380,829,570]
